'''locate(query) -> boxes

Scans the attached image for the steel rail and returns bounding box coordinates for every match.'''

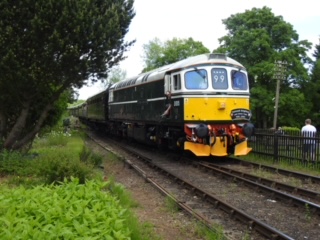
[203,162,320,202]
[230,158,320,184]
[197,162,320,216]
[87,135,230,238]
[124,159,231,240]
[122,152,294,239]
[88,134,294,239]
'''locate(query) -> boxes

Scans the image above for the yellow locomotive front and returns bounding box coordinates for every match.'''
[176,54,254,157]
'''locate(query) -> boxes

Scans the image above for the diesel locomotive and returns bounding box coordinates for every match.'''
[71,53,254,157]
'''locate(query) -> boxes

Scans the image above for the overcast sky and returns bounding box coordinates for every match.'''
[78,0,320,99]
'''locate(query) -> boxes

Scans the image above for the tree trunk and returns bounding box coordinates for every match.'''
[3,101,31,150]
[3,84,67,151]
[13,101,54,150]
[0,111,6,141]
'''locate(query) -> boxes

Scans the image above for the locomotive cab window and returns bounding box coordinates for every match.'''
[173,74,181,90]
[185,69,208,90]
[211,68,228,89]
[231,70,248,90]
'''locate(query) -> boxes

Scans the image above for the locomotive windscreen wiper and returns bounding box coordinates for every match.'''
[232,68,242,78]
[194,67,206,79]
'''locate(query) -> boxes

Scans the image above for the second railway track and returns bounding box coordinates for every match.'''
[89,132,320,240]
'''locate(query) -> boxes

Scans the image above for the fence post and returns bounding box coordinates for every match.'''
[274,133,279,163]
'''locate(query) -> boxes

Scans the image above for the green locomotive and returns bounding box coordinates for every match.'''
[72,53,254,157]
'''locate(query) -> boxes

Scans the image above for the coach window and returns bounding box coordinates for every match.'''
[231,70,248,90]
[108,91,114,102]
[211,68,228,89]
[173,74,181,90]
[185,69,208,89]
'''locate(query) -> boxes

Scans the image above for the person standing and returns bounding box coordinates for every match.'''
[301,119,317,162]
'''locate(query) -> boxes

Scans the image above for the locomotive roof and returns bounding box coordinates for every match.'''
[82,53,246,101]
[112,53,245,90]
[111,53,244,89]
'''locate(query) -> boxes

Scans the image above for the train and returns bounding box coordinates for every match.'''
[70,53,254,157]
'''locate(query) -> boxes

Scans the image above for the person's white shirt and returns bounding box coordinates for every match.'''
[301,124,317,144]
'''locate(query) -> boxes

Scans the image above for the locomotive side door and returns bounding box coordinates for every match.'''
[162,73,182,120]
[164,74,171,93]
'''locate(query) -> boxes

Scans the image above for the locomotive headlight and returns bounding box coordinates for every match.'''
[194,124,209,138]
[243,123,254,137]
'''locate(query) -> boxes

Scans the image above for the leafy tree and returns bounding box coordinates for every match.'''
[277,89,311,128]
[141,37,164,72]
[307,42,320,127]
[313,43,320,60]
[0,0,135,151]
[214,7,312,128]
[142,37,209,72]
[249,86,273,128]
[101,66,127,89]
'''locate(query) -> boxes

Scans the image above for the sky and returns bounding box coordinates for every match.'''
[78,0,320,99]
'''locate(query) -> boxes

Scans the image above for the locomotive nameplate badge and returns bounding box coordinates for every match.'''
[230,108,251,120]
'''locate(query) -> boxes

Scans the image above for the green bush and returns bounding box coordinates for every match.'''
[47,132,69,146]
[281,126,300,135]
[0,178,131,239]
[35,150,93,184]
[38,131,69,147]
[1,131,100,185]
[0,150,35,176]
[27,130,99,184]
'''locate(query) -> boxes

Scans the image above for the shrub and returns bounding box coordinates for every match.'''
[0,178,131,239]
[281,126,300,135]
[35,150,93,184]
[0,150,35,176]
[33,131,69,149]
[46,131,70,147]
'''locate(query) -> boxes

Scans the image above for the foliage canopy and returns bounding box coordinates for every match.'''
[0,0,135,150]
[214,7,313,128]
[141,37,209,72]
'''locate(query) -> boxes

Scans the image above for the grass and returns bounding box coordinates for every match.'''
[194,222,226,240]
[305,203,312,222]
[107,176,139,208]
[165,195,180,213]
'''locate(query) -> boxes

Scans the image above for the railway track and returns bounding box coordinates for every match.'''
[229,158,320,184]
[197,162,320,208]
[87,133,320,239]
[125,155,294,240]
